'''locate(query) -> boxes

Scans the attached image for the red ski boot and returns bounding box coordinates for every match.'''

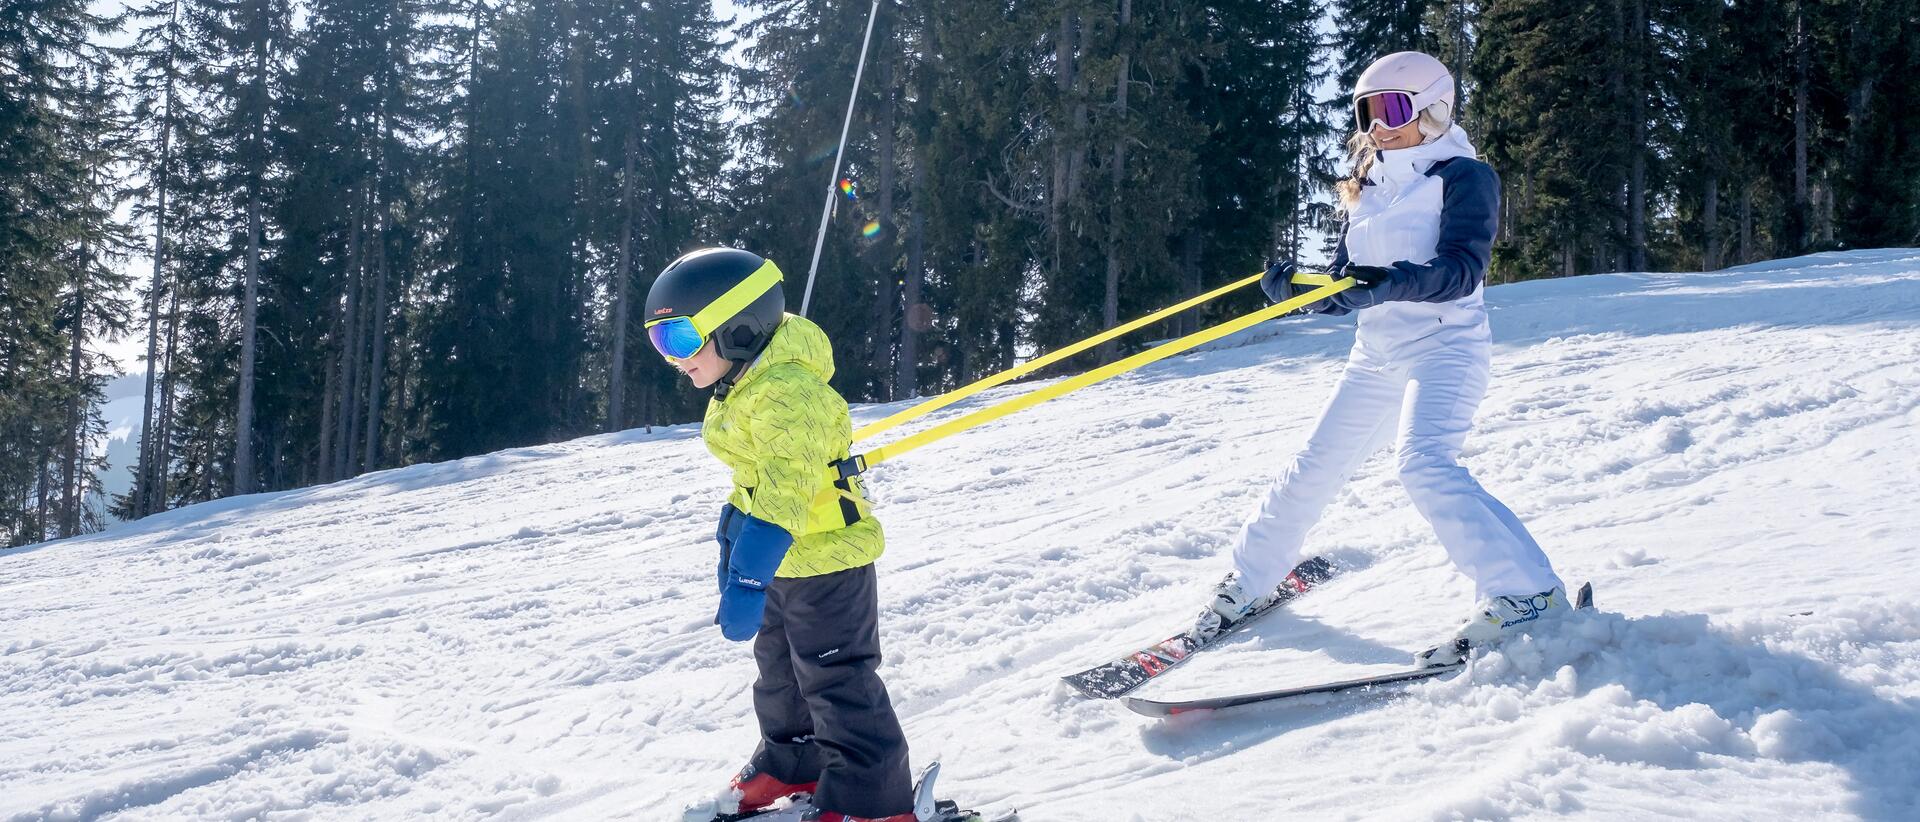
[800,810,916,822]
[725,763,817,815]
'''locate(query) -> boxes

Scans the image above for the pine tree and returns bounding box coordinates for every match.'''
[0,1,126,545]
[606,0,727,431]
[270,0,423,482]
[117,0,206,518]
[1475,0,1635,278]
[725,0,893,397]
[1332,0,1433,90]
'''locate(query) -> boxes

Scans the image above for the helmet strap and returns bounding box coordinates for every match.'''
[712,358,750,400]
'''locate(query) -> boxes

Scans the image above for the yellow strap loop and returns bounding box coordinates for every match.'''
[843,276,1353,476]
[1290,271,1338,287]
[853,270,1268,441]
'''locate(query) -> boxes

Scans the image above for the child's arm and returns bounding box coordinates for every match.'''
[744,376,839,535]
[711,374,839,642]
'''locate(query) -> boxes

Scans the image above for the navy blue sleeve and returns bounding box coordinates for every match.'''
[1317,225,1356,316]
[1374,158,1499,304]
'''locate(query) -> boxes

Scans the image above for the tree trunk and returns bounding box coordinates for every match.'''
[36,456,51,544]
[1738,183,1753,264]
[1703,172,1721,271]
[1179,227,1202,338]
[363,96,398,470]
[1050,10,1074,287]
[1065,12,1088,211]
[1791,1,1809,252]
[564,3,594,429]
[335,191,365,480]
[868,23,898,401]
[234,4,269,495]
[154,287,182,511]
[137,10,179,517]
[387,251,417,466]
[899,154,925,398]
[317,337,337,484]
[609,128,637,431]
[61,235,89,537]
[1626,0,1648,271]
[1842,4,1877,245]
[1097,0,1132,365]
[363,206,390,469]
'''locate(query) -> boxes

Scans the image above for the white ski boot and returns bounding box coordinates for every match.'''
[1193,571,1277,641]
[1415,585,1572,668]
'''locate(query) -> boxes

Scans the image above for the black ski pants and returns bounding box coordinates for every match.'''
[750,562,912,817]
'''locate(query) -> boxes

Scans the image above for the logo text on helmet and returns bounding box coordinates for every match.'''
[653,307,674,316]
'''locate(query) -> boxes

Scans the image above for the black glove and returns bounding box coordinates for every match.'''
[1342,264,1398,290]
[1261,259,1335,314]
[1259,260,1298,303]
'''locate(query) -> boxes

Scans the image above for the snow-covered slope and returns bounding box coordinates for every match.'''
[5,250,1919,821]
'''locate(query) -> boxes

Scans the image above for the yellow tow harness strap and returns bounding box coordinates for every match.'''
[832,273,1354,481]
[853,269,1266,441]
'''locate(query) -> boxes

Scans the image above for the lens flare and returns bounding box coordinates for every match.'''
[861,220,881,238]
[839,179,858,201]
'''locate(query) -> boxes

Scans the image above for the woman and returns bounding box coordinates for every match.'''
[654,248,915,822]
[1196,52,1567,667]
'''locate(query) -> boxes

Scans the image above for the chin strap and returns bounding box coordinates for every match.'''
[711,358,750,401]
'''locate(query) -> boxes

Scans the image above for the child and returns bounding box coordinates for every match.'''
[650,248,914,822]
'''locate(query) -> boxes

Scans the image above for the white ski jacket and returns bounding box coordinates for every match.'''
[1322,125,1500,358]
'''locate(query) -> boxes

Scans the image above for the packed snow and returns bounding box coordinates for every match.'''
[4,250,1918,821]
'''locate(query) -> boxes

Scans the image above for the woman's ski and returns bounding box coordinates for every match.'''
[1122,662,1465,717]
[1059,556,1338,699]
[1121,583,1594,718]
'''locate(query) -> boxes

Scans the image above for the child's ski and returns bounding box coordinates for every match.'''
[708,801,1013,822]
[700,760,1016,822]
[1059,556,1338,699]
[912,760,1020,821]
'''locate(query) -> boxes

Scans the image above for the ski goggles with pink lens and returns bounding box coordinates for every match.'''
[1354,90,1417,132]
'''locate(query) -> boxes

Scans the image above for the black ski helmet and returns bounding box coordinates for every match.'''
[644,247,787,363]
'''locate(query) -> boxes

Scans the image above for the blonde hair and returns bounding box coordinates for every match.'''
[1335,107,1452,212]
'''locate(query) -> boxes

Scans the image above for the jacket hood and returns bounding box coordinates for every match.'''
[1370,124,1479,186]
[740,313,835,387]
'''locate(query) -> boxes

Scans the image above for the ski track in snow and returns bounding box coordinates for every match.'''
[4,250,1919,821]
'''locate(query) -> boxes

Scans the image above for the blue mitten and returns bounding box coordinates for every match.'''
[715,512,793,642]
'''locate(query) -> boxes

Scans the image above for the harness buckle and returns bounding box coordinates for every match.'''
[832,454,869,482]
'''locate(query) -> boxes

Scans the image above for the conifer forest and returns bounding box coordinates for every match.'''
[5,0,1919,547]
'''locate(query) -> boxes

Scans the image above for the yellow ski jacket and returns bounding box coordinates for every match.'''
[703,314,883,578]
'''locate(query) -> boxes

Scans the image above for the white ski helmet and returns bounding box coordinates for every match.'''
[1353,51,1455,138]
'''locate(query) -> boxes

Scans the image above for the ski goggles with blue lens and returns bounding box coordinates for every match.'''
[643,259,784,360]
[646,316,707,360]
[1354,90,1417,132]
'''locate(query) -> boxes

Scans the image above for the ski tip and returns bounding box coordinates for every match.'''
[1575,581,1594,610]
[1059,675,1114,700]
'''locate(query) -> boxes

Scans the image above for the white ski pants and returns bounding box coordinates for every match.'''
[1231,331,1562,599]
